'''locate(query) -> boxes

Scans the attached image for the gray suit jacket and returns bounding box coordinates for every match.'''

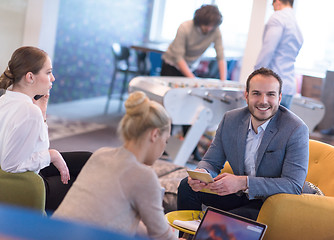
[197,106,309,200]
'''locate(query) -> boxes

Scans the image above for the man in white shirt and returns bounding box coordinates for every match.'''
[254,0,303,109]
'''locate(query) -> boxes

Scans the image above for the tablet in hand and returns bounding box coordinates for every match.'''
[187,169,214,183]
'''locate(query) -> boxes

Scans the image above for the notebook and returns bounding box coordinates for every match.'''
[192,206,267,240]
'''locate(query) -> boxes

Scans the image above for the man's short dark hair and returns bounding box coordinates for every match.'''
[193,5,222,27]
[246,68,283,94]
[278,0,294,7]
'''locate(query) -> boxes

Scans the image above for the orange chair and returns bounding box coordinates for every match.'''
[256,139,334,240]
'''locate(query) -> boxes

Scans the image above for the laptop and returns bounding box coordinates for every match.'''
[192,206,267,240]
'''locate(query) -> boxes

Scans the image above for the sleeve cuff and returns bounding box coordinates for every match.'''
[243,176,249,194]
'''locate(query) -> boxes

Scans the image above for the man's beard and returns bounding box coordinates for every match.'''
[250,104,278,122]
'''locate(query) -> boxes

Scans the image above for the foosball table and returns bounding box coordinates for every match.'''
[128,76,246,166]
[128,76,326,166]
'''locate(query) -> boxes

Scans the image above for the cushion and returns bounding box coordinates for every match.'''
[151,159,188,213]
[302,181,325,196]
[159,168,188,213]
[151,159,184,178]
[0,168,46,213]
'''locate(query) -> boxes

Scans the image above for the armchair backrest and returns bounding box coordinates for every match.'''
[220,161,233,174]
[0,169,45,213]
[307,139,334,197]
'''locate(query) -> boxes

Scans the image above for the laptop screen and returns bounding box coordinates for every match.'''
[193,207,267,240]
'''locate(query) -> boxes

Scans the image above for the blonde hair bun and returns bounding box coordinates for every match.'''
[125,91,150,116]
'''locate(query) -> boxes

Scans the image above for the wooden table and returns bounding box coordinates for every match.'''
[131,42,169,54]
[131,42,170,75]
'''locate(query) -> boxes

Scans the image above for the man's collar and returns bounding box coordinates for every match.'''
[248,117,271,133]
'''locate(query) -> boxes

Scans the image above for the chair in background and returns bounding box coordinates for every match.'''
[104,43,148,114]
[0,168,46,214]
[135,50,149,76]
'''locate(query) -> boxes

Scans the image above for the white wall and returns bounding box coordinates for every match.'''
[239,0,267,84]
[38,0,60,60]
[22,0,44,47]
[0,0,59,72]
[25,0,60,60]
[0,0,27,72]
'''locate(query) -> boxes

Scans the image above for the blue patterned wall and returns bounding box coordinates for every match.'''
[50,0,153,103]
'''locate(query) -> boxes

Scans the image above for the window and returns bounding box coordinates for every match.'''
[263,0,334,78]
[214,0,253,58]
[150,0,334,78]
[156,0,211,41]
[149,0,253,59]
[294,0,334,77]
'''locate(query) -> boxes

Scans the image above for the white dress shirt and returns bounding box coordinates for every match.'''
[0,91,50,173]
[255,8,303,96]
[244,118,270,176]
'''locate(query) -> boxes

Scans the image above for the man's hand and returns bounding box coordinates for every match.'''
[207,173,247,196]
[49,149,70,184]
[217,59,227,80]
[187,168,209,192]
[177,59,196,78]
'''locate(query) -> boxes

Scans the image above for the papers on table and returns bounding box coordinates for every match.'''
[172,219,201,232]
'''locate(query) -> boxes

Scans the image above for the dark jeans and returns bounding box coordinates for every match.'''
[39,151,92,212]
[177,177,263,220]
[160,61,184,77]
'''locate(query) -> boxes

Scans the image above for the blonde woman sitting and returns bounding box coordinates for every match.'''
[53,91,182,240]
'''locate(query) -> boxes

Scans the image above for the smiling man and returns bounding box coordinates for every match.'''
[177,68,309,220]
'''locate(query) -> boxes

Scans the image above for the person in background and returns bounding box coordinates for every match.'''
[254,0,303,109]
[177,68,309,221]
[161,4,226,161]
[0,46,92,213]
[161,4,226,80]
[53,91,183,240]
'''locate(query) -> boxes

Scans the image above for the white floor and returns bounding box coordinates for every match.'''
[47,96,126,122]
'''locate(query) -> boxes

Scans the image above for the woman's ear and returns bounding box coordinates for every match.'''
[150,128,160,142]
[25,72,34,84]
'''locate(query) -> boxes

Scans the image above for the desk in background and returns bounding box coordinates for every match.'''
[131,42,169,76]
[131,42,169,54]
[131,42,241,79]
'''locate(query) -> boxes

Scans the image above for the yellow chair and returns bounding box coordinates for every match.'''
[305,139,334,196]
[170,140,334,239]
[256,139,334,240]
[165,210,202,235]
[0,168,46,214]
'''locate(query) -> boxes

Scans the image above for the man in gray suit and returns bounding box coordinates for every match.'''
[177,67,309,220]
